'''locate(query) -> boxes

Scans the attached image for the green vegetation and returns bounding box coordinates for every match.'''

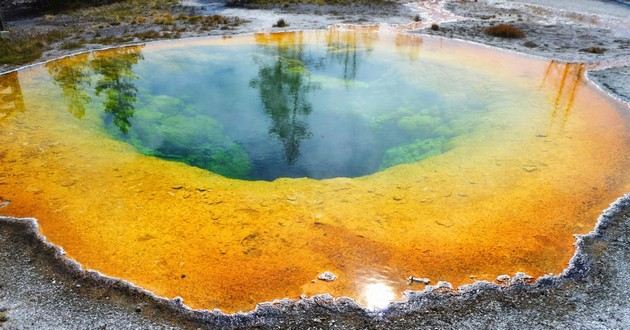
[273,18,288,28]
[484,24,525,39]
[0,30,68,65]
[0,0,241,66]
[12,0,125,15]
[581,47,606,54]
[60,39,85,50]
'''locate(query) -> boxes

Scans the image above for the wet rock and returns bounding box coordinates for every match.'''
[393,195,403,201]
[171,185,184,190]
[510,272,534,285]
[317,271,337,282]
[434,281,453,290]
[0,198,10,208]
[522,165,538,173]
[60,179,76,187]
[407,276,430,285]
[496,274,511,283]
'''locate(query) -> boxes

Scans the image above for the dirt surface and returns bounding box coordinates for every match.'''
[1,0,629,329]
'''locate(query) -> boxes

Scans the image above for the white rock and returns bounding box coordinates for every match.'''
[407,276,431,285]
[496,274,511,283]
[317,271,337,282]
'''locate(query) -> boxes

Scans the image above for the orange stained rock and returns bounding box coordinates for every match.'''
[0,30,629,313]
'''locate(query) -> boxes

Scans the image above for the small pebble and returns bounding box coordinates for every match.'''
[496,274,511,283]
[317,271,337,282]
[408,276,430,285]
[522,165,538,173]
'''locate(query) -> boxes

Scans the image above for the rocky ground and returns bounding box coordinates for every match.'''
[419,0,630,104]
[589,65,630,103]
[0,0,629,329]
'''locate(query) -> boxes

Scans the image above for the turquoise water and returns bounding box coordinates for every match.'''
[43,34,508,180]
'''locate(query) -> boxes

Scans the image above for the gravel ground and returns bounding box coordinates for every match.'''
[589,65,630,103]
[422,0,630,63]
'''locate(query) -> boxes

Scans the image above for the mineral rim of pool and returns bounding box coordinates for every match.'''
[1,28,629,312]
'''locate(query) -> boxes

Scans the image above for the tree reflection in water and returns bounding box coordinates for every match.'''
[250,32,319,165]
[91,46,143,134]
[0,72,24,121]
[46,54,92,119]
[325,26,378,83]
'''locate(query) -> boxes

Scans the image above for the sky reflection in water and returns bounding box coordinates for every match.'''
[42,31,499,180]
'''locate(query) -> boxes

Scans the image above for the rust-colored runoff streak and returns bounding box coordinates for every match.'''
[1,30,629,313]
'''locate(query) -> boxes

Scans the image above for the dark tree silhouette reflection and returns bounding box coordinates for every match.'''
[90,46,143,134]
[46,54,92,119]
[250,33,319,165]
[325,27,378,83]
[0,72,25,121]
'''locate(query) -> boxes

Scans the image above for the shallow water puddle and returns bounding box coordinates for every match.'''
[1,29,629,312]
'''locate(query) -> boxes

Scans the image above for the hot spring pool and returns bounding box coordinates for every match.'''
[0,28,629,312]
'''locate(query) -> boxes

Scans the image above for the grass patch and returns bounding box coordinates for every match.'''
[1,0,243,66]
[61,39,85,50]
[484,24,525,39]
[273,18,288,28]
[581,47,606,54]
[0,30,69,65]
